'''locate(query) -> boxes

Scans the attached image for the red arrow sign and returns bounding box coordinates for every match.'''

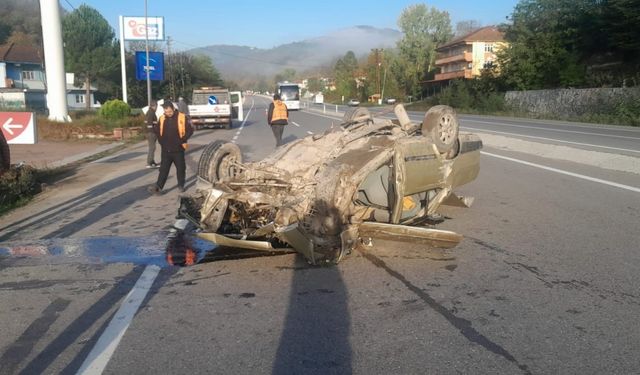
[0,112,35,144]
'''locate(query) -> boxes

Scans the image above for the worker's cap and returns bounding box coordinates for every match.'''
[162,100,174,108]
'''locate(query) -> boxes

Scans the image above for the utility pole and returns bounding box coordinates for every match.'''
[167,36,176,100]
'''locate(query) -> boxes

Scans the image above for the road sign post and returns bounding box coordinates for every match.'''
[0,112,37,144]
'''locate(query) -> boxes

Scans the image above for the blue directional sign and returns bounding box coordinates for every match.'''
[208,96,218,104]
[135,51,164,81]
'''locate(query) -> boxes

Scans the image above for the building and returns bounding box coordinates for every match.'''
[0,43,99,111]
[66,73,100,110]
[432,26,506,83]
[0,43,46,111]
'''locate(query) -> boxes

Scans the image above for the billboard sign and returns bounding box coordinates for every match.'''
[135,51,164,81]
[123,16,164,41]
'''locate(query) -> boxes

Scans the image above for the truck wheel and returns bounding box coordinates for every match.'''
[422,105,459,153]
[197,140,243,183]
[342,107,372,125]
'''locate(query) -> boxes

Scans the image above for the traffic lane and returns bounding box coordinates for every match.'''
[103,252,523,374]
[0,262,142,374]
[386,151,640,373]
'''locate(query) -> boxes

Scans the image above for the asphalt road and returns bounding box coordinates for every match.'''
[0,96,638,374]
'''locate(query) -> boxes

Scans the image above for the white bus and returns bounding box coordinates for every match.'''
[276,82,300,110]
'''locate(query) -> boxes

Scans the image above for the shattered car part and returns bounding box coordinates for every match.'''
[175,104,482,265]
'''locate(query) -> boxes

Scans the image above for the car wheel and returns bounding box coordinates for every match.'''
[343,107,372,125]
[422,105,459,153]
[197,140,242,183]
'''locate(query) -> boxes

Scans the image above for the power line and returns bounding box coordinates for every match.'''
[63,0,75,10]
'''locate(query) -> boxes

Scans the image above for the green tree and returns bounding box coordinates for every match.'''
[274,68,297,85]
[306,77,323,93]
[396,4,453,96]
[62,5,119,109]
[0,21,11,44]
[333,51,359,100]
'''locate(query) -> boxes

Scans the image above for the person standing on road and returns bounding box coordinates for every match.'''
[267,93,288,147]
[148,100,193,194]
[145,100,159,168]
[177,96,193,131]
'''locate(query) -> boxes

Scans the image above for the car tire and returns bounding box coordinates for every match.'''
[422,105,459,153]
[343,107,372,125]
[197,140,242,183]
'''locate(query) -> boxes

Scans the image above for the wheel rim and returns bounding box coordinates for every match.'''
[217,154,238,180]
[438,114,455,144]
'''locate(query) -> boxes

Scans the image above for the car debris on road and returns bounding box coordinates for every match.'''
[169,104,482,265]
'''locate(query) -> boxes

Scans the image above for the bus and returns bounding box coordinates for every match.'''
[276,82,300,110]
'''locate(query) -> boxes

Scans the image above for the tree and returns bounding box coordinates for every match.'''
[396,4,453,97]
[0,21,11,44]
[62,5,119,109]
[455,20,482,37]
[306,77,323,93]
[333,51,359,100]
[274,68,297,84]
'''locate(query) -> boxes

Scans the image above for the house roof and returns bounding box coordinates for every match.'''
[437,26,505,51]
[0,43,43,64]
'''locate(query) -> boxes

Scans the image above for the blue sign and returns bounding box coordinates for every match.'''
[208,96,218,104]
[135,51,164,81]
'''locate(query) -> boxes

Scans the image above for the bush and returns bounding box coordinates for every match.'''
[0,165,38,211]
[99,99,131,120]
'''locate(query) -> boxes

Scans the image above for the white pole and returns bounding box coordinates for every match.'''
[144,0,151,107]
[39,0,70,122]
[119,15,128,103]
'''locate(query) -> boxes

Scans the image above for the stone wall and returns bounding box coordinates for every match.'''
[505,87,640,117]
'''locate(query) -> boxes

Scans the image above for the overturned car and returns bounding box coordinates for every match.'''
[174,105,482,265]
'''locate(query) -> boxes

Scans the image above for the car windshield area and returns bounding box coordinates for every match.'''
[279,86,300,101]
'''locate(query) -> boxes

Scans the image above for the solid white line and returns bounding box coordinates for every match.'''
[306,131,314,135]
[482,151,640,193]
[291,121,301,127]
[76,265,161,375]
[459,115,640,133]
[466,119,640,140]
[464,126,640,154]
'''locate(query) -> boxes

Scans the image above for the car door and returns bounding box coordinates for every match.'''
[230,91,243,121]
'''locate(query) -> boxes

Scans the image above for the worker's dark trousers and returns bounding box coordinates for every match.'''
[271,124,285,147]
[146,132,157,165]
[155,149,186,190]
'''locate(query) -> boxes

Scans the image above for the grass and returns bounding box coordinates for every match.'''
[37,113,145,141]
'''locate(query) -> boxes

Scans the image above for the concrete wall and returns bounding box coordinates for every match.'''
[505,88,640,117]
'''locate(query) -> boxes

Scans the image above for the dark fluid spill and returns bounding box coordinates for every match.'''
[0,234,216,268]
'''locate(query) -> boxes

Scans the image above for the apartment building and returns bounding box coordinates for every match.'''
[432,26,506,83]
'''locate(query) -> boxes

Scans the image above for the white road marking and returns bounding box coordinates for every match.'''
[460,115,640,133]
[466,119,640,140]
[464,126,640,154]
[76,265,161,375]
[231,99,254,144]
[307,131,314,135]
[482,151,640,193]
[291,121,301,127]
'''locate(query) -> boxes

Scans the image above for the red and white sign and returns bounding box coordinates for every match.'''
[0,112,37,144]
[123,16,165,41]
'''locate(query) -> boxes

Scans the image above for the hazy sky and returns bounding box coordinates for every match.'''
[60,0,519,50]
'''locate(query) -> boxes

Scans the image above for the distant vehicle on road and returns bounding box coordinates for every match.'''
[347,98,360,107]
[385,98,396,104]
[276,82,300,110]
[189,87,243,130]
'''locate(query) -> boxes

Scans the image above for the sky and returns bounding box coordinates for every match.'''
[60,0,519,50]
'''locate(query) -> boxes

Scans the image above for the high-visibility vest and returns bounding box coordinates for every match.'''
[159,112,188,150]
[271,100,288,124]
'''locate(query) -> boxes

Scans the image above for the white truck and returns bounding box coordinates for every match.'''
[189,87,243,130]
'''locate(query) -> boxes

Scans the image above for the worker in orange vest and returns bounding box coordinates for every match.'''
[267,93,288,147]
[148,100,193,194]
